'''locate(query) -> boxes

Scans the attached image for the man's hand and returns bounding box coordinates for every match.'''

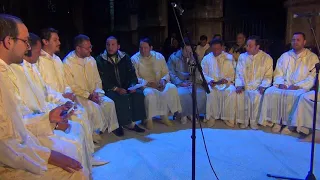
[62,102,75,117]
[158,79,167,91]
[115,88,127,95]
[278,84,287,89]
[258,86,266,95]
[209,79,228,86]
[209,80,215,87]
[236,86,245,94]
[128,89,136,93]
[179,82,191,87]
[288,85,300,90]
[63,93,76,102]
[49,106,69,123]
[55,122,70,132]
[217,79,228,85]
[147,82,158,89]
[48,150,83,173]
[89,92,101,104]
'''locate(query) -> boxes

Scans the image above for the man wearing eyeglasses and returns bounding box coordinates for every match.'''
[0,14,88,179]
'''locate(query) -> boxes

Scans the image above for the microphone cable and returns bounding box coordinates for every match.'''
[171,3,219,179]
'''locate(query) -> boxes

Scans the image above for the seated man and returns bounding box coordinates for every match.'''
[0,14,88,179]
[65,35,145,136]
[64,35,126,136]
[259,32,319,133]
[228,33,247,61]
[235,36,273,129]
[37,28,119,135]
[195,35,210,61]
[290,89,320,142]
[10,33,106,166]
[167,38,206,124]
[202,38,236,127]
[131,38,182,129]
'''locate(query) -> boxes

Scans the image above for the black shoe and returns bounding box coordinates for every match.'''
[113,127,124,136]
[127,124,145,133]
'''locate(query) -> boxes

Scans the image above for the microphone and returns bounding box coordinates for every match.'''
[293,12,320,18]
[171,2,184,15]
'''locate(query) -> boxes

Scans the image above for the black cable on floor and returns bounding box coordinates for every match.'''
[185,86,220,180]
[198,114,220,180]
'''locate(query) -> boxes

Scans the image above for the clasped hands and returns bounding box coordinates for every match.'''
[209,78,228,87]
[278,84,300,90]
[146,79,167,91]
[88,91,101,104]
[235,86,266,95]
[179,81,192,87]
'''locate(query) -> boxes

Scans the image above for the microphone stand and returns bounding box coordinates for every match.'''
[171,3,210,180]
[267,16,320,180]
[190,42,211,180]
[308,18,320,58]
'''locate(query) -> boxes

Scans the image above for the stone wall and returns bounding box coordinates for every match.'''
[285,0,320,50]
[182,0,223,43]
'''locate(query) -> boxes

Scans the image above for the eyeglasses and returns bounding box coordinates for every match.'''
[12,37,31,49]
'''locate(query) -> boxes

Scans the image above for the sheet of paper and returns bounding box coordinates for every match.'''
[128,84,145,91]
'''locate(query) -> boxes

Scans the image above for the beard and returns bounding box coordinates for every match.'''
[107,51,117,57]
[53,46,60,54]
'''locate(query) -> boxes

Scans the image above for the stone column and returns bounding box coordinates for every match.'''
[158,0,168,41]
[109,0,114,32]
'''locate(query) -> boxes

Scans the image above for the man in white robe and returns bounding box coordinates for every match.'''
[10,33,107,166]
[131,38,182,129]
[286,75,320,144]
[290,82,320,144]
[202,38,236,127]
[9,60,92,172]
[195,35,210,61]
[0,14,88,180]
[64,34,145,136]
[289,89,320,141]
[37,28,118,134]
[235,36,273,129]
[167,39,206,124]
[259,32,319,133]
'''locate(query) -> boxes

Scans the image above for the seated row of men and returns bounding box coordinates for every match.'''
[200,32,319,138]
[0,13,320,179]
[0,14,93,179]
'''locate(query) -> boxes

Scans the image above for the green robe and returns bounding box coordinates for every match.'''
[96,50,146,126]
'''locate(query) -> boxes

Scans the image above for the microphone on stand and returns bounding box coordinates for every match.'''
[293,12,320,18]
[171,2,184,15]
